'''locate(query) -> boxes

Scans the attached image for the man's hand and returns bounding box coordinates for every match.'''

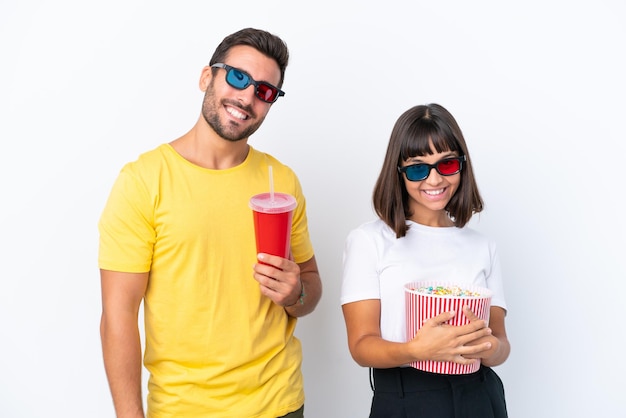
[252,253,302,307]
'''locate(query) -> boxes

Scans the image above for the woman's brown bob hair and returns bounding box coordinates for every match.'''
[373,103,483,238]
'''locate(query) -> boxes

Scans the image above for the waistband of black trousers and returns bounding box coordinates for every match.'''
[371,366,487,393]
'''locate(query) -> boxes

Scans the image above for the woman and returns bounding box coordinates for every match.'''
[341,104,510,417]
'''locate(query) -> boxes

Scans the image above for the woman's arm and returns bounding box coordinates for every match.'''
[342,300,493,369]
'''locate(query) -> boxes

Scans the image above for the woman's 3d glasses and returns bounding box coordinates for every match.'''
[398,156,465,182]
[211,63,285,103]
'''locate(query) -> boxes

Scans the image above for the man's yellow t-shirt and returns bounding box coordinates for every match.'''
[98,144,314,418]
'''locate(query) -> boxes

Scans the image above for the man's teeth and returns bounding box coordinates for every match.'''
[424,189,444,196]
[227,107,247,120]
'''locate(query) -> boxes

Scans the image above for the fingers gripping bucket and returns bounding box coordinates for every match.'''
[405,281,493,374]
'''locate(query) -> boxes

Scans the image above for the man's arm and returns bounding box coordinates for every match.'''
[285,255,322,317]
[100,269,149,418]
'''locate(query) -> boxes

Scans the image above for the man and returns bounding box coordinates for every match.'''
[98,28,322,418]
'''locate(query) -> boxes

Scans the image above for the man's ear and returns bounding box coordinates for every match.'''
[199,66,213,92]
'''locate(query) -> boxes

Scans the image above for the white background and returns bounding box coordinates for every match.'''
[1,1,624,417]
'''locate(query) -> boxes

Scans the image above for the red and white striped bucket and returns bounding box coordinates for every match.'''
[404,281,493,374]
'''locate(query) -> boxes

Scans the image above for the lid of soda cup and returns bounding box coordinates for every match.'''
[249,192,297,213]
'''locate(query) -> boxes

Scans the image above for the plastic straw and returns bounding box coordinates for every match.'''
[269,165,275,203]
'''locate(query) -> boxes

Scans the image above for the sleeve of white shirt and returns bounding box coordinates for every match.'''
[340,226,382,305]
[486,240,508,312]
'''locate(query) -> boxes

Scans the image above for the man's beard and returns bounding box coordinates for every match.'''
[201,86,265,142]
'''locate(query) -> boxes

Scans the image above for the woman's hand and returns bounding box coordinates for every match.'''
[462,306,510,366]
[407,306,493,365]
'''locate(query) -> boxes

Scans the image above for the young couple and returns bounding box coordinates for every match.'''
[98,27,509,418]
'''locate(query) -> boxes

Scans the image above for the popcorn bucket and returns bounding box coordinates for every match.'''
[405,281,493,374]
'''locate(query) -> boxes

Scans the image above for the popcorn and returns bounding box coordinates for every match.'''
[411,285,481,297]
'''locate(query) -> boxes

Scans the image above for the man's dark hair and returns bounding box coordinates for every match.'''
[209,28,289,88]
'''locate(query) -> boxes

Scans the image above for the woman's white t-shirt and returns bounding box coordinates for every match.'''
[341,219,507,343]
